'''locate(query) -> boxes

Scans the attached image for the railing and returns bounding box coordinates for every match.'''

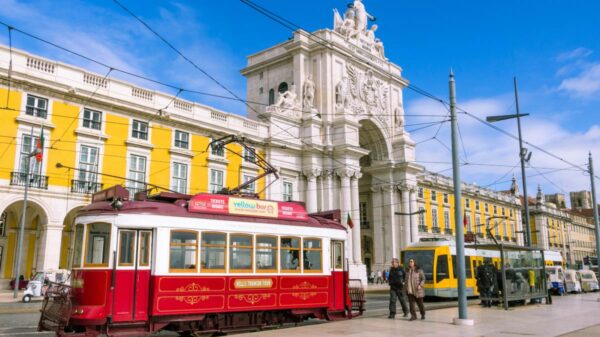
[38,282,72,333]
[71,180,103,194]
[10,172,48,189]
[476,233,484,239]
[511,237,517,243]
[503,236,510,241]
[443,228,453,235]
[360,221,370,229]
[418,225,428,232]
[432,227,441,234]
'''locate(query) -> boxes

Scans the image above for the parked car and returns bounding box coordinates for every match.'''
[577,270,599,292]
[22,269,70,303]
[564,269,582,293]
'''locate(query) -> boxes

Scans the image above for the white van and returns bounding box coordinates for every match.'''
[546,266,565,295]
[564,269,582,293]
[577,270,599,292]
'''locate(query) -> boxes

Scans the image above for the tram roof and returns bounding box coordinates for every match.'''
[80,186,345,230]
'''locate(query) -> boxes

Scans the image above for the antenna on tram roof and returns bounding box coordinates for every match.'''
[207,135,279,197]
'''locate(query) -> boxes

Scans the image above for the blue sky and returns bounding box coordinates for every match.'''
[1,0,599,201]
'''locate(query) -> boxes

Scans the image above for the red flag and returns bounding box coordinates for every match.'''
[463,210,468,228]
[347,213,354,229]
[34,128,44,162]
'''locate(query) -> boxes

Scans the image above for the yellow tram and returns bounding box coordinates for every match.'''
[401,240,564,298]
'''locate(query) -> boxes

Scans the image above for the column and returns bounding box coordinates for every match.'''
[410,187,419,244]
[351,172,362,264]
[322,170,333,211]
[304,168,320,213]
[336,168,354,263]
[400,186,411,250]
[371,186,385,269]
[36,223,64,271]
[382,185,398,260]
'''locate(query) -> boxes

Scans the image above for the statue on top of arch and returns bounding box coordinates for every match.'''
[333,0,385,59]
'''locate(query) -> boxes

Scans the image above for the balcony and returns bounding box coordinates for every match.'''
[10,172,48,189]
[503,236,510,242]
[360,221,370,229]
[443,228,453,235]
[71,180,103,194]
[476,233,484,239]
[418,225,428,233]
[511,237,517,243]
[432,227,441,234]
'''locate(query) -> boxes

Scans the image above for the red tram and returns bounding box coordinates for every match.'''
[39,186,364,337]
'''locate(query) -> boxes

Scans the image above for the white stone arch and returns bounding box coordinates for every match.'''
[0,195,51,226]
[357,117,391,165]
[59,205,86,269]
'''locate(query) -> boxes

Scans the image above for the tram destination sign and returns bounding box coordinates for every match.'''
[188,194,308,221]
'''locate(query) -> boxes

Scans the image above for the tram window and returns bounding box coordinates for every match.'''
[118,230,136,266]
[451,255,473,279]
[332,241,344,269]
[72,224,84,268]
[85,223,111,267]
[303,238,322,272]
[169,231,198,272]
[436,255,449,282]
[403,250,434,281]
[256,236,277,272]
[280,237,300,272]
[139,231,151,267]
[230,234,253,273]
[201,232,226,272]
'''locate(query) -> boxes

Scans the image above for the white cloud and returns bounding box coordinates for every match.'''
[558,63,600,98]
[557,47,592,62]
[405,95,600,200]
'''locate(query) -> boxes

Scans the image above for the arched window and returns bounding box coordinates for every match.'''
[268,89,275,105]
[278,82,288,93]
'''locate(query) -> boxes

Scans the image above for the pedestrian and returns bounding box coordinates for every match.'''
[376,269,383,284]
[475,262,487,306]
[384,269,389,282]
[406,258,426,321]
[369,270,375,284]
[387,258,408,319]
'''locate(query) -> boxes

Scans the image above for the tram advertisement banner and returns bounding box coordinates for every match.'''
[188,194,308,220]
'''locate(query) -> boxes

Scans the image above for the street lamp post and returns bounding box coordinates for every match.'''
[486,77,532,247]
[588,153,600,302]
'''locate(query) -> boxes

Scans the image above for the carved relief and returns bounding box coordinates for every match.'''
[333,1,384,59]
[174,282,211,305]
[303,74,316,111]
[344,64,389,119]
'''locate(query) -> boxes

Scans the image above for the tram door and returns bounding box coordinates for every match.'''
[113,229,153,322]
[331,240,345,310]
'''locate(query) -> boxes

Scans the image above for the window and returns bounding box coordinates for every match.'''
[475,215,481,233]
[418,207,425,228]
[171,162,188,194]
[76,145,99,189]
[465,198,470,208]
[85,223,111,267]
[503,220,508,239]
[501,208,506,216]
[303,238,322,272]
[139,231,151,267]
[493,205,498,214]
[418,187,424,199]
[243,147,256,163]
[169,231,197,272]
[210,140,225,157]
[432,208,438,228]
[431,190,437,201]
[25,94,48,118]
[510,209,514,217]
[72,224,85,268]
[268,89,275,105]
[259,87,264,94]
[466,213,472,232]
[444,211,450,229]
[128,155,147,196]
[332,241,344,270]
[201,232,226,272]
[443,193,449,204]
[436,255,449,282]
[280,237,300,272]
[230,234,253,272]
[241,174,256,194]
[19,134,41,174]
[283,181,293,201]
[209,169,224,193]
[360,202,368,228]
[118,230,136,266]
[475,201,480,211]
[278,82,288,93]
[132,120,148,140]
[256,236,277,272]
[0,212,6,237]
[484,203,489,213]
[82,108,101,130]
[174,130,189,149]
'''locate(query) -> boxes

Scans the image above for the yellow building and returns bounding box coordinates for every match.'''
[416,173,522,245]
[0,45,272,284]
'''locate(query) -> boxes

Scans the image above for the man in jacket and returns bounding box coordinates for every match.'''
[388,258,408,319]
